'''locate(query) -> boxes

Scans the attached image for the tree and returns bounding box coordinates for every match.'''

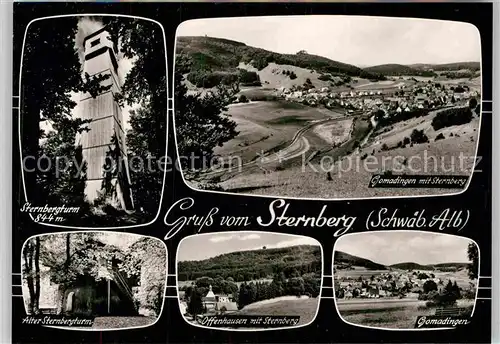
[21,17,81,205]
[38,117,90,213]
[120,237,166,316]
[174,71,239,174]
[104,18,168,219]
[469,97,478,110]
[410,129,429,144]
[22,237,41,314]
[452,281,461,300]
[29,232,110,313]
[437,280,458,307]
[423,280,438,293]
[187,288,203,319]
[467,242,479,280]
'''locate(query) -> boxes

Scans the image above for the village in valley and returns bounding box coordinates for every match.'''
[334,265,476,300]
[333,232,478,329]
[274,74,479,116]
[175,16,481,199]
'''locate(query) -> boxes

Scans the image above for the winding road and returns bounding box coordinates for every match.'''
[201,115,357,178]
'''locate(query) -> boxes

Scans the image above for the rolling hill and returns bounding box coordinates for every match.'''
[364,64,436,77]
[335,251,470,272]
[389,262,434,271]
[177,245,321,282]
[364,62,480,76]
[176,36,385,82]
[334,251,386,270]
[410,62,480,72]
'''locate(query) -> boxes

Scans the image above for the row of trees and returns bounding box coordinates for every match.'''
[184,271,321,318]
[431,107,474,130]
[186,68,261,88]
[237,273,321,310]
[419,279,475,307]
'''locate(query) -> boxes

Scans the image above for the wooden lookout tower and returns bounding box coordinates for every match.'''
[79,26,134,211]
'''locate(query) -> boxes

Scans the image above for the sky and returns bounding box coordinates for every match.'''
[176,16,481,67]
[335,232,474,266]
[99,232,144,250]
[177,232,319,261]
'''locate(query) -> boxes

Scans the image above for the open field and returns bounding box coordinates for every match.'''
[337,300,433,329]
[337,298,475,329]
[214,100,340,164]
[234,298,319,326]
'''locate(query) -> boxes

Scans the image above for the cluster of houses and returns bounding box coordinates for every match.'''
[334,269,447,300]
[276,78,480,117]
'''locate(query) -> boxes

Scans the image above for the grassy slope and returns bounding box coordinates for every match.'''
[213,101,338,164]
[216,108,479,198]
[234,298,319,326]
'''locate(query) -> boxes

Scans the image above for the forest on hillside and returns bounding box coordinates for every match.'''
[175,36,386,86]
[334,251,387,270]
[178,245,321,282]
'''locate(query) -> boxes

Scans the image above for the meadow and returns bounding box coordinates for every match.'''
[337,300,433,329]
[234,298,319,327]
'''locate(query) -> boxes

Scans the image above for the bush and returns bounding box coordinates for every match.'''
[289,71,297,80]
[423,280,438,293]
[238,94,249,103]
[238,69,261,86]
[318,74,332,81]
[435,133,445,141]
[381,143,389,151]
[469,97,478,110]
[411,129,429,144]
[187,70,239,88]
[403,137,411,145]
[431,107,473,130]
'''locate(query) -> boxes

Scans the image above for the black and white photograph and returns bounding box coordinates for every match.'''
[333,231,478,329]
[19,15,167,227]
[21,232,167,330]
[174,16,481,199]
[176,232,322,330]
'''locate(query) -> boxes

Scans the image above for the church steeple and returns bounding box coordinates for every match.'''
[205,284,215,299]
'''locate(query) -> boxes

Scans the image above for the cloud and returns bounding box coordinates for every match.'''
[239,234,261,241]
[335,232,472,265]
[264,237,319,249]
[208,235,235,243]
